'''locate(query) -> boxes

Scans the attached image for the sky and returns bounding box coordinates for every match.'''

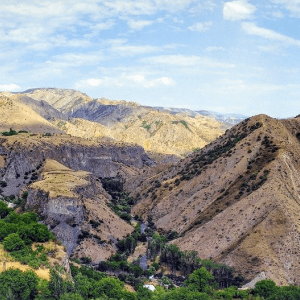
[0,0,300,118]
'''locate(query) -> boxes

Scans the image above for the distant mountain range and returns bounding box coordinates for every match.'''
[154,106,247,126]
[0,88,243,159]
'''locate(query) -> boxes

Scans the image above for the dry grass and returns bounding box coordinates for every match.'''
[31,159,90,198]
[0,94,62,134]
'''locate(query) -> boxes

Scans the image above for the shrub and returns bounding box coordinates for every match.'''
[3,233,25,251]
[0,269,38,300]
[253,279,277,298]
[2,128,18,136]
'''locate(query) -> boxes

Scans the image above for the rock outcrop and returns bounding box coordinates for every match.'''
[0,133,153,196]
[27,159,134,260]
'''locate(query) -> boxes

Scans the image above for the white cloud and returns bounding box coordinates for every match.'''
[127,19,153,30]
[271,0,300,16]
[141,54,235,68]
[0,84,21,91]
[188,21,213,32]
[78,74,176,89]
[242,22,300,47]
[223,0,256,21]
[271,10,285,18]
[206,46,225,51]
[111,44,160,55]
[257,45,280,52]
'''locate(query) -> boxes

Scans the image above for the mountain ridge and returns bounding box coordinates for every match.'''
[127,113,300,285]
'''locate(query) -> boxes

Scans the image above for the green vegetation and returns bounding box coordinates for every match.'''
[180,120,189,130]
[1,264,297,299]
[1,128,18,136]
[0,200,54,268]
[101,178,134,223]
[141,120,151,131]
[0,191,29,210]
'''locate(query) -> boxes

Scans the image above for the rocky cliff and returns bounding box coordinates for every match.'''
[27,159,133,261]
[0,133,152,197]
[127,114,300,286]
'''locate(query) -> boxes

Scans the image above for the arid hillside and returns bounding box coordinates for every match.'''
[0,93,63,134]
[14,88,228,157]
[53,111,224,157]
[127,114,300,286]
[22,88,92,114]
[27,159,133,261]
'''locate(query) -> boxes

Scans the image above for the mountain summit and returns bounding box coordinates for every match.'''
[127,114,300,285]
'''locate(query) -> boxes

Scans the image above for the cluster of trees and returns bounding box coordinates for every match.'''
[1,128,29,136]
[0,200,54,268]
[1,263,298,300]
[148,233,243,288]
[116,223,147,255]
[1,128,19,136]
[0,191,28,209]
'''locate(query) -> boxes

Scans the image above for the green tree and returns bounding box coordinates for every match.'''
[184,267,214,293]
[3,233,25,251]
[0,201,11,218]
[49,269,65,300]
[92,277,124,299]
[0,269,38,300]
[253,279,277,299]
[59,293,84,300]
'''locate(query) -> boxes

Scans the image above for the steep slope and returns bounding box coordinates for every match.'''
[0,134,152,261]
[127,114,300,285]
[0,93,63,133]
[27,159,133,261]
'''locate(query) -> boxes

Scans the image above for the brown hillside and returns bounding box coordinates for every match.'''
[22,88,92,113]
[27,159,133,262]
[19,88,226,157]
[0,93,63,134]
[127,114,300,285]
[53,111,224,157]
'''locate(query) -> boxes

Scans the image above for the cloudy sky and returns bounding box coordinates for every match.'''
[0,0,300,118]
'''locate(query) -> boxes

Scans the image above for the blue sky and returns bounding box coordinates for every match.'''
[0,0,300,118]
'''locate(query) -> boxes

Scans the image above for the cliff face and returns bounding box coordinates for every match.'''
[127,114,300,285]
[26,159,133,261]
[0,134,153,197]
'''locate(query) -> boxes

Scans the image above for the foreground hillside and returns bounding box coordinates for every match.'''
[128,114,300,285]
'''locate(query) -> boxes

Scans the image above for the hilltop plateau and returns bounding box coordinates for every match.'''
[128,114,300,286]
